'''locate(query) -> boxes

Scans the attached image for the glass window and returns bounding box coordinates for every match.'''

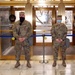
[65,10,73,42]
[0,7,12,55]
[35,10,52,43]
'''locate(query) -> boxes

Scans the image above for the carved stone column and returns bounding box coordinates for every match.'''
[58,0,65,23]
[25,2,33,56]
[0,18,1,59]
[52,6,56,25]
[73,7,75,45]
[25,3,33,25]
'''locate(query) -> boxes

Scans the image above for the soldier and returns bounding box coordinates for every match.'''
[12,12,32,68]
[51,15,67,67]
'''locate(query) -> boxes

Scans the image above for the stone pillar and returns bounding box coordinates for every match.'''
[58,0,65,23]
[58,0,65,59]
[25,3,33,56]
[52,6,56,25]
[0,18,1,59]
[73,7,75,45]
[25,3,33,25]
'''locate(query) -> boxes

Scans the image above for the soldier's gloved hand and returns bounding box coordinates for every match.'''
[22,37,25,41]
[18,37,25,42]
[59,39,62,42]
[56,39,62,42]
[56,39,59,42]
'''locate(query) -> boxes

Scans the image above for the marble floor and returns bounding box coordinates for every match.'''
[0,60,75,75]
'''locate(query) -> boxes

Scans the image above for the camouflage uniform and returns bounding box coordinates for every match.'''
[13,20,31,61]
[51,23,67,61]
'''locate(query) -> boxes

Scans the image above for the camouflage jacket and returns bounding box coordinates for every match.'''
[12,20,32,40]
[51,23,67,41]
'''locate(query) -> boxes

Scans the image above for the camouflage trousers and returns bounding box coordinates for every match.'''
[15,41,30,61]
[53,41,66,61]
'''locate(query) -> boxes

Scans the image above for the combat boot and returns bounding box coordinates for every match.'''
[62,60,66,67]
[15,61,20,68]
[26,61,31,68]
[52,60,57,67]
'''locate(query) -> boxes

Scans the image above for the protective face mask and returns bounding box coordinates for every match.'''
[20,17,25,23]
[57,20,62,23]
